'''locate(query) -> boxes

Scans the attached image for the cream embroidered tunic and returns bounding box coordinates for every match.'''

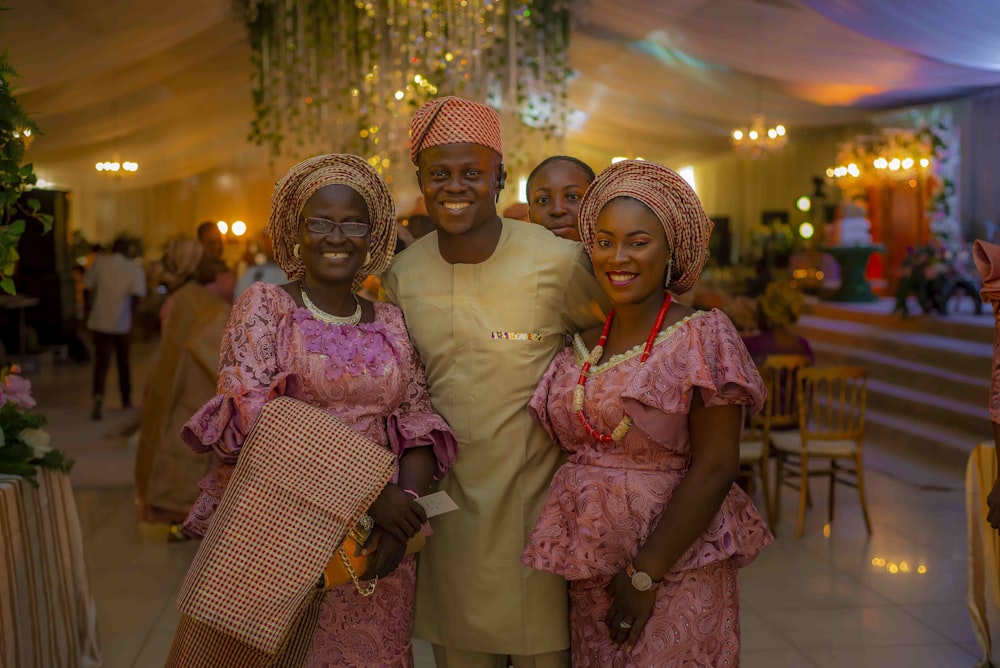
[382,219,606,654]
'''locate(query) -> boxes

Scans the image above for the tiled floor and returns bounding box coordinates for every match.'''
[25,341,984,667]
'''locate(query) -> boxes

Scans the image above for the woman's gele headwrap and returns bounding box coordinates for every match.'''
[578,159,713,295]
[268,154,396,289]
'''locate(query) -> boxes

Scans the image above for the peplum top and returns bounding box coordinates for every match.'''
[521,309,773,581]
[179,282,457,537]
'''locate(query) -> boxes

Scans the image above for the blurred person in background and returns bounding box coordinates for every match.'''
[196,220,225,264]
[135,240,234,536]
[84,237,146,420]
[234,229,286,299]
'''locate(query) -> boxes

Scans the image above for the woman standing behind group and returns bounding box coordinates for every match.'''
[175,154,457,667]
[522,160,772,667]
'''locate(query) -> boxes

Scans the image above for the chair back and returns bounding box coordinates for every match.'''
[760,354,813,431]
[743,367,773,447]
[796,365,868,443]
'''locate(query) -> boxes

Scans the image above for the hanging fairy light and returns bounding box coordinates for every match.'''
[238,0,581,172]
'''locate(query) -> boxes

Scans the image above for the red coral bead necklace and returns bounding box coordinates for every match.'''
[574,292,673,443]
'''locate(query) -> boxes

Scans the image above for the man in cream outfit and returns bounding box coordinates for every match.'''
[382,96,606,667]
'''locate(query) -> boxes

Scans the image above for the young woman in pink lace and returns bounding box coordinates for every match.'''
[180,155,457,667]
[522,160,772,667]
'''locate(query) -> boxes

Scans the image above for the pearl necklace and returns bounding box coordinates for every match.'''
[300,284,362,326]
[573,293,672,443]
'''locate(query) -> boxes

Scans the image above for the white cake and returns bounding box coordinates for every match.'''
[838,216,872,246]
[834,202,872,246]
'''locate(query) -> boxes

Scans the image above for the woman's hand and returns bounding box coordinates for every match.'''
[605,571,656,649]
[367,483,427,544]
[360,528,407,580]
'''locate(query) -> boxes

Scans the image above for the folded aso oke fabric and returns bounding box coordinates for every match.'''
[171,396,397,660]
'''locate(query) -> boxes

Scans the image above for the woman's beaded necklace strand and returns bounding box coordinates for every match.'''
[300,282,362,326]
[573,293,673,443]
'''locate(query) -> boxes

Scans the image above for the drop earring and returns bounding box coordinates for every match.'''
[293,244,301,258]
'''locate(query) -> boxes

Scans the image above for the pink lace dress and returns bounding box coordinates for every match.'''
[521,309,773,668]
[180,283,458,668]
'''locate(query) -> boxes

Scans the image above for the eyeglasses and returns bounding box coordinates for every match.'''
[303,218,370,237]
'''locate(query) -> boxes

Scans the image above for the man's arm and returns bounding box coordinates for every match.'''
[561,245,609,332]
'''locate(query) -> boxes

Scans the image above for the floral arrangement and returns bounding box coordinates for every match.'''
[758,280,805,330]
[829,108,960,252]
[749,221,795,262]
[892,240,981,317]
[0,365,72,486]
[0,51,53,295]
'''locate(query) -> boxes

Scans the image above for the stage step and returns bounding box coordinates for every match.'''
[797,306,993,470]
[863,407,987,472]
[805,298,992,344]
[799,315,991,379]
[811,340,989,407]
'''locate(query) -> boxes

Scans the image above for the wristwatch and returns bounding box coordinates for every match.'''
[626,561,660,592]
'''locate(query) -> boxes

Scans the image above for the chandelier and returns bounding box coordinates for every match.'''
[238,0,580,182]
[730,113,787,159]
[95,161,139,174]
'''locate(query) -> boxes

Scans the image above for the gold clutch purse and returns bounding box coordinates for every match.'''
[322,514,426,594]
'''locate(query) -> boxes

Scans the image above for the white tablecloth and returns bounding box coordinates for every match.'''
[0,470,102,667]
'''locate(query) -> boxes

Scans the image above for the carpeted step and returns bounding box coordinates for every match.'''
[799,315,991,378]
[862,406,987,472]
[812,340,989,407]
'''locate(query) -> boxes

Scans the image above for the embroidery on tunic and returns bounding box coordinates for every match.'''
[490,331,544,341]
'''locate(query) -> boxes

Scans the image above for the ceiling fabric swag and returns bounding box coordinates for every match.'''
[238,0,579,176]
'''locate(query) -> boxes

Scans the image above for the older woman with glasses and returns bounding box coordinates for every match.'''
[177,154,457,667]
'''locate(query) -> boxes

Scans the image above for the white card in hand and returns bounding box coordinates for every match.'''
[414,491,459,518]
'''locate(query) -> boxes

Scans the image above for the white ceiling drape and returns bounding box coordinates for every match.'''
[6,0,1000,189]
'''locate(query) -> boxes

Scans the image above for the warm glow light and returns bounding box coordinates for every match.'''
[826,168,835,178]
[96,163,104,171]
[678,165,696,193]
[767,129,777,139]
[231,220,247,237]
[901,157,914,170]
[23,129,31,137]
[611,156,628,164]
[822,523,830,538]
[815,271,824,280]
[394,90,405,100]
[748,130,759,140]
[888,158,901,171]
[899,561,910,573]
[799,222,815,239]
[796,196,812,212]
[775,125,786,136]
[874,157,889,169]
[919,158,930,168]
[847,163,861,178]
[917,565,927,574]
[732,129,744,141]
[216,220,228,235]
[888,563,899,574]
